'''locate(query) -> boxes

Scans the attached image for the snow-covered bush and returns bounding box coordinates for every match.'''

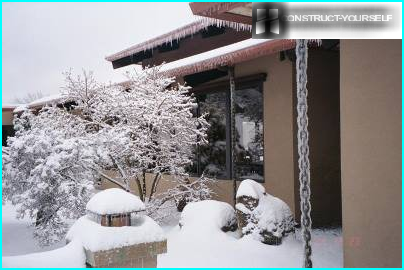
[2,108,100,245]
[179,200,237,233]
[235,180,294,245]
[2,67,211,245]
[148,173,216,222]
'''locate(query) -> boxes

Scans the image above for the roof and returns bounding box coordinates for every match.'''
[105,18,251,63]
[11,93,64,113]
[159,38,296,77]
[2,104,20,111]
[189,2,252,25]
[28,93,63,108]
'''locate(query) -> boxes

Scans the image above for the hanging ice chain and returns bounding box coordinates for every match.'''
[296,39,313,268]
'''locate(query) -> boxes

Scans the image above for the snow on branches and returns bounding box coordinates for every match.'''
[2,108,100,245]
[2,67,212,245]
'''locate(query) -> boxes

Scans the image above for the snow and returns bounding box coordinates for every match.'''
[160,39,270,74]
[86,188,145,215]
[2,203,65,256]
[159,225,342,268]
[159,200,342,268]
[2,239,86,268]
[236,179,294,239]
[13,104,28,113]
[236,179,266,199]
[179,200,236,233]
[28,93,63,108]
[246,193,295,238]
[3,201,342,268]
[10,93,64,113]
[2,104,20,110]
[66,215,165,252]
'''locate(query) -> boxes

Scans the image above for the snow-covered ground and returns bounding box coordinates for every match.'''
[2,202,343,268]
[159,225,343,268]
[2,203,65,256]
[3,240,85,268]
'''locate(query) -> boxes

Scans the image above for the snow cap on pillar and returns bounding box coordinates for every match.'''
[86,188,145,215]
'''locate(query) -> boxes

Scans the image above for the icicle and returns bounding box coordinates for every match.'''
[105,18,252,62]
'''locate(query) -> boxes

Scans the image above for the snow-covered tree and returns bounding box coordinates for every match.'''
[62,68,210,201]
[2,67,212,245]
[2,107,101,245]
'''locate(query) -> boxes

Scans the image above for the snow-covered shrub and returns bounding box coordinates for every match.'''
[2,67,211,245]
[179,200,237,233]
[2,108,100,245]
[148,173,216,222]
[235,180,294,245]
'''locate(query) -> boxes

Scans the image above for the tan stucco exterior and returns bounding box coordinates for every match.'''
[340,39,402,267]
[235,54,297,213]
[2,110,14,126]
[295,49,342,227]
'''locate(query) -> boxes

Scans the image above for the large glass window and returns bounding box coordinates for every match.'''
[190,78,264,182]
[234,87,264,181]
[198,91,228,178]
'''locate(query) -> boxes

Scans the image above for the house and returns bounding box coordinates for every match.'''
[2,94,65,146]
[2,104,17,146]
[104,3,401,268]
[106,18,341,225]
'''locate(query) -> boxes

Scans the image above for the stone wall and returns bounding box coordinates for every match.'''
[85,240,167,268]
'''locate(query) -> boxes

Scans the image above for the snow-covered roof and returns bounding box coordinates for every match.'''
[86,188,145,215]
[28,93,64,108]
[10,93,65,113]
[13,104,29,113]
[105,18,251,62]
[159,39,296,77]
[2,104,20,110]
[66,215,165,252]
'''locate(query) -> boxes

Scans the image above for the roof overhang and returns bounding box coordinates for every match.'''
[105,19,252,69]
[189,2,252,25]
[160,39,295,78]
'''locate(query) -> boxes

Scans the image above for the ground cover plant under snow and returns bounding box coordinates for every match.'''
[235,179,295,244]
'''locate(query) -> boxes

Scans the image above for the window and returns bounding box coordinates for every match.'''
[189,74,265,182]
[234,87,264,182]
[2,125,15,146]
[198,91,228,178]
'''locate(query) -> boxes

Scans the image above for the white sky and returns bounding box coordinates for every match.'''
[2,2,195,104]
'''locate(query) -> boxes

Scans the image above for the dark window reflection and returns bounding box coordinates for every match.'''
[188,82,264,182]
[234,87,264,181]
[198,92,228,178]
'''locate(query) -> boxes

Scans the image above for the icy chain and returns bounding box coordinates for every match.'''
[296,39,313,268]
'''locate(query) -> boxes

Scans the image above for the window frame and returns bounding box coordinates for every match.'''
[191,73,267,182]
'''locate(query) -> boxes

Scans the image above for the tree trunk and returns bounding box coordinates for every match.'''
[149,173,161,202]
[142,170,147,201]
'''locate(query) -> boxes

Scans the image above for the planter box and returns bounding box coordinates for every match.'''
[85,240,167,268]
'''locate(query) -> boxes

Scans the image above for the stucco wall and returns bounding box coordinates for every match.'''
[293,49,342,227]
[340,39,401,267]
[234,54,296,213]
[2,110,14,125]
